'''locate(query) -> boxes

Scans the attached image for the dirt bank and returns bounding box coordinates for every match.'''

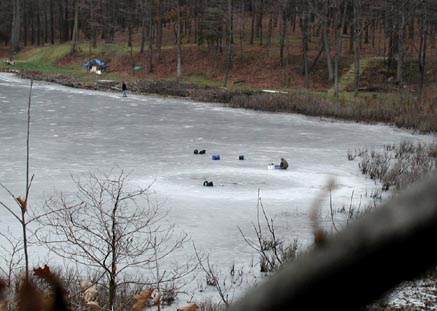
[18,70,262,103]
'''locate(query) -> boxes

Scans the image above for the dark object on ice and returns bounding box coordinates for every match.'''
[194,149,199,154]
[280,158,289,169]
[239,155,245,160]
[199,150,206,154]
[203,181,213,187]
[212,155,220,160]
[122,81,127,97]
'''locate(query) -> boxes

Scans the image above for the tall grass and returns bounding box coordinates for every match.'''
[227,91,437,133]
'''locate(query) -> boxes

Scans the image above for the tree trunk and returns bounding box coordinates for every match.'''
[353,0,362,96]
[36,0,41,45]
[30,3,35,45]
[108,201,118,310]
[90,0,96,48]
[156,0,163,62]
[250,3,255,45]
[418,9,428,104]
[147,2,153,73]
[70,0,79,55]
[224,0,233,87]
[279,9,287,67]
[322,12,333,81]
[176,0,182,82]
[239,0,245,56]
[128,23,133,52]
[396,11,405,84]
[10,0,21,60]
[300,10,309,89]
[266,13,273,47]
[50,0,54,44]
[334,0,348,97]
[349,22,354,54]
[24,1,28,46]
[63,0,70,42]
[44,8,48,43]
[58,1,63,42]
[140,0,145,53]
[257,0,263,45]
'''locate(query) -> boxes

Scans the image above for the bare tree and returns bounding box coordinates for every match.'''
[322,2,334,81]
[0,80,34,282]
[10,0,21,60]
[300,6,310,89]
[308,0,334,81]
[333,0,348,97]
[352,0,362,96]
[69,0,79,55]
[278,0,288,67]
[0,232,23,288]
[193,243,237,307]
[238,189,298,273]
[418,0,429,103]
[224,0,233,87]
[176,0,182,81]
[37,169,189,311]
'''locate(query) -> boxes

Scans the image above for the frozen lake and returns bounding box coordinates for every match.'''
[0,73,432,285]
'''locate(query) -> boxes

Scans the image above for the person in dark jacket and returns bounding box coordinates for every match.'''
[280,158,289,169]
[122,81,127,97]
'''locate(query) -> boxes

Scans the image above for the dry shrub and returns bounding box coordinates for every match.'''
[354,141,437,191]
[228,92,437,133]
[197,299,225,311]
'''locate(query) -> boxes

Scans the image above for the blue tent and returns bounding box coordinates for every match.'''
[83,58,106,68]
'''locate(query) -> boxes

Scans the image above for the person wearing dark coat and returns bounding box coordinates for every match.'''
[122,81,127,97]
[280,158,289,169]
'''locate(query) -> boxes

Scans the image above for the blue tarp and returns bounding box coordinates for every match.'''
[83,58,106,68]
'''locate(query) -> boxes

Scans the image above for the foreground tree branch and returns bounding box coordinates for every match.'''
[230,172,437,310]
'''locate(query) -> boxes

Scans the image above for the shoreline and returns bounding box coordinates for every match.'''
[2,69,436,135]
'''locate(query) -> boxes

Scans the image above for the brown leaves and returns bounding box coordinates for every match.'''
[130,288,154,311]
[20,265,70,311]
[33,265,51,279]
[177,303,199,311]
[16,197,27,212]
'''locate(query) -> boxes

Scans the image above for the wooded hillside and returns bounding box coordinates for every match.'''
[1,0,437,98]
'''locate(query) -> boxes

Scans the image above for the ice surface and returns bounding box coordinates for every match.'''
[0,73,433,294]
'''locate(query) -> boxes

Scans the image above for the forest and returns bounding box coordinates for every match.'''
[1,0,437,99]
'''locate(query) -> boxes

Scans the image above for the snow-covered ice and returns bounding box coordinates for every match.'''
[0,73,434,302]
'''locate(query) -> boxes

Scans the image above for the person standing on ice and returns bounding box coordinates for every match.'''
[280,158,289,169]
[122,81,127,97]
